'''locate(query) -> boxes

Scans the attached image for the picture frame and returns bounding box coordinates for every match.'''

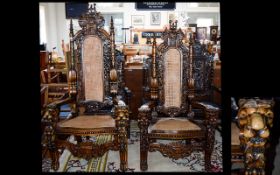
[196,27,207,40]
[150,12,160,25]
[131,15,144,26]
[188,23,197,33]
[185,27,195,42]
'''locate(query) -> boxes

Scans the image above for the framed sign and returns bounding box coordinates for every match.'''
[131,15,144,26]
[142,32,162,38]
[210,25,219,43]
[136,2,175,10]
[196,27,207,40]
[150,12,160,25]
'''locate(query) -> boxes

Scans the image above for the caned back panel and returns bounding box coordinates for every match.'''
[82,36,104,101]
[164,48,182,108]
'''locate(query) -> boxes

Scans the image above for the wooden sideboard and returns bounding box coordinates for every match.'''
[124,63,144,120]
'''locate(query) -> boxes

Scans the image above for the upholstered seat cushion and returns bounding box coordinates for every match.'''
[149,118,201,132]
[58,115,115,129]
[231,122,240,145]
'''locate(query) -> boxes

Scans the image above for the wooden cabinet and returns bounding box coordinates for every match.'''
[40,51,49,70]
[124,63,143,120]
[213,61,221,105]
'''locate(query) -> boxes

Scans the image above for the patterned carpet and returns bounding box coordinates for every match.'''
[42,121,223,172]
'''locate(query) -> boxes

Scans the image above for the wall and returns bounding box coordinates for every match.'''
[40,2,220,57]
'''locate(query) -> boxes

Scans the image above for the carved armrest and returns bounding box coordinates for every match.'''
[41,95,74,124]
[194,101,220,127]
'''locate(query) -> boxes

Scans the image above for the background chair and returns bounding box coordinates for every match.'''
[231,98,274,175]
[138,20,220,171]
[42,4,129,171]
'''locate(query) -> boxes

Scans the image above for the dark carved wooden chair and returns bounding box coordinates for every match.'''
[41,4,129,172]
[138,20,220,172]
[231,98,274,175]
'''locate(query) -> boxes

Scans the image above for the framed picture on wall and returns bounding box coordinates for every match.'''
[196,27,207,40]
[188,23,197,33]
[185,27,195,42]
[131,15,144,26]
[150,12,160,25]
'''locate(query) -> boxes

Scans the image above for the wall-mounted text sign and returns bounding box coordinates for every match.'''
[136,2,175,10]
[142,32,162,38]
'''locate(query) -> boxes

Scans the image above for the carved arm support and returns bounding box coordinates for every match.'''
[237,98,274,175]
[41,96,75,125]
[192,101,219,171]
[138,103,151,170]
[114,104,129,171]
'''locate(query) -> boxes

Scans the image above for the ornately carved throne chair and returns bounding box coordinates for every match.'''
[231,98,274,175]
[41,5,128,172]
[138,21,220,172]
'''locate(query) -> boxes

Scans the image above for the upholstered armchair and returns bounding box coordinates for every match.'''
[137,21,220,172]
[41,4,129,172]
[231,98,274,175]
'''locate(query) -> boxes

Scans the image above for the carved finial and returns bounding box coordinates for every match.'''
[93,3,96,12]
[110,16,114,30]
[69,19,74,38]
[150,35,158,100]
[170,20,177,30]
[169,20,172,26]
[189,33,193,45]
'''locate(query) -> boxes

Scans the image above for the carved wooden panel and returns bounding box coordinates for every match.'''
[164,49,181,108]
[83,36,104,101]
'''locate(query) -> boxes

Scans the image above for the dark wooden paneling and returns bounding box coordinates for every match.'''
[124,65,143,120]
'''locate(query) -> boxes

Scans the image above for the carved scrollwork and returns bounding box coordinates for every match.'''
[78,99,113,114]
[149,142,193,159]
[157,106,187,118]
[138,111,150,152]
[65,140,118,160]
[114,105,129,171]
[73,5,113,102]
[192,39,214,96]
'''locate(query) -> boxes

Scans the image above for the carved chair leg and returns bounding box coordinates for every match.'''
[140,135,148,171]
[50,148,60,171]
[205,140,214,172]
[45,125,60,171]
[115,106,129,172]
[119,125,128,172]
[127,119,131,139]
[139,123,149,171]
[119,138,128,171]
[204,109,218,172]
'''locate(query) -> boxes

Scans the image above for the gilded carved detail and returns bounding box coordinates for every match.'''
[237,98,274,175]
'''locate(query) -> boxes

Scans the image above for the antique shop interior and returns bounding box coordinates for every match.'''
[40,2,279,174]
